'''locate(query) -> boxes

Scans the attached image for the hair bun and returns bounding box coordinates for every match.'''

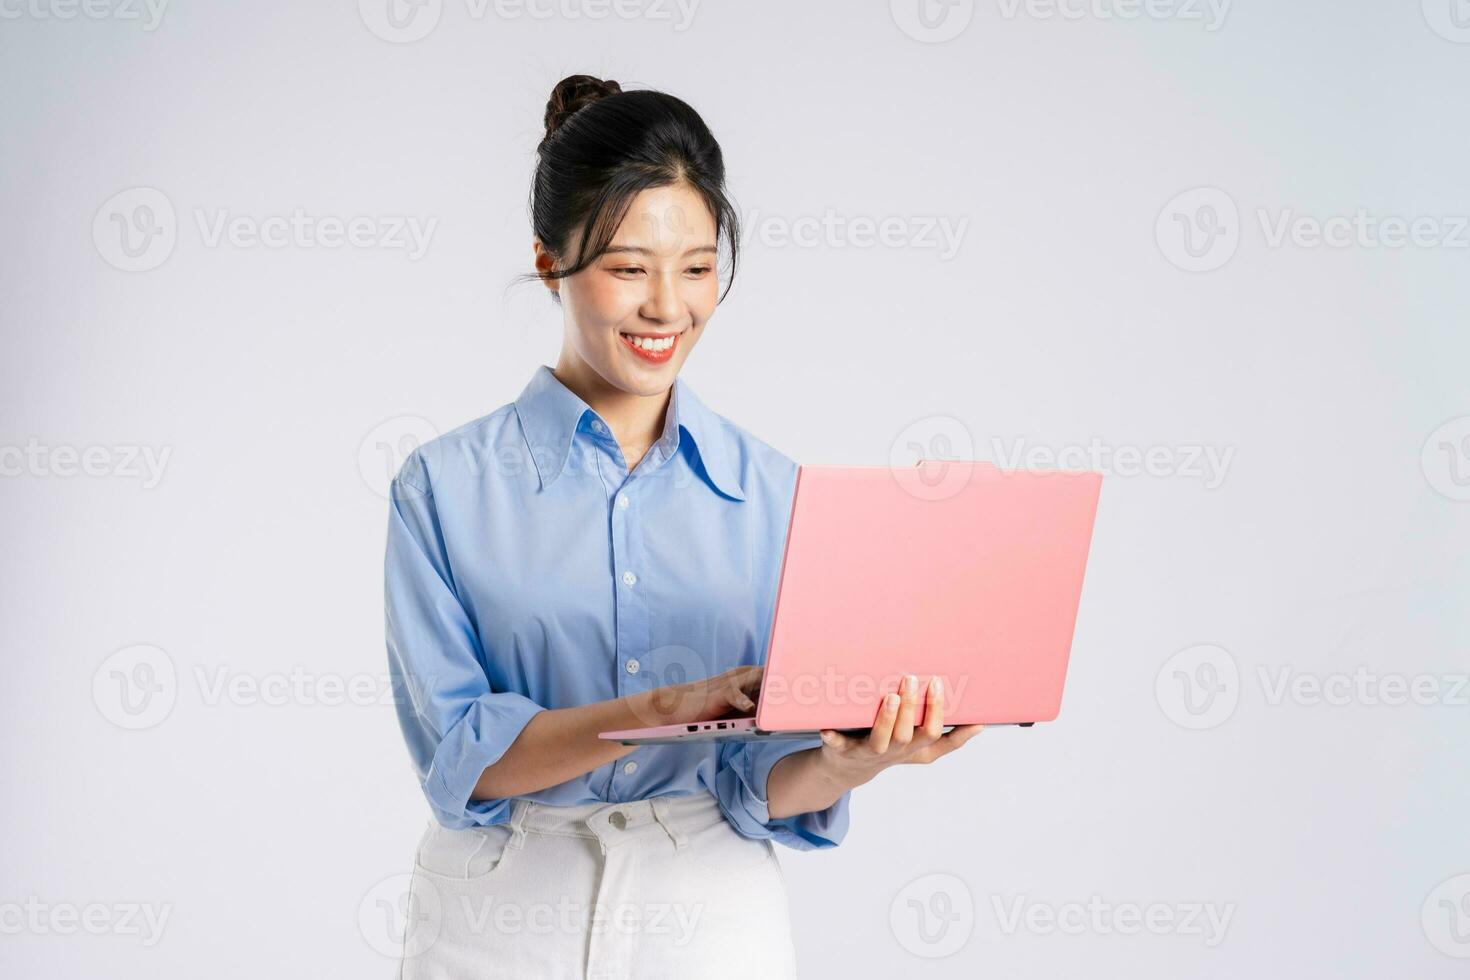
[543,74,622,141]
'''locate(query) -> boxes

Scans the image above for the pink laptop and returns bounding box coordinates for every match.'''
[599,460,1103,745]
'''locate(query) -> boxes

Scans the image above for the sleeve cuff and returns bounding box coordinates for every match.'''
[714,737,852,851]
[423,691,545,828]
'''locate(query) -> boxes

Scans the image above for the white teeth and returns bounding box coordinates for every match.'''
[623,334,675,352]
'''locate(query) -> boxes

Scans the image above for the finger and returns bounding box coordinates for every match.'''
[921,675,945,741]
[892,674,919,746]
[868,692,899,754]
[819,729,852,752]
[725,667,762,710]
[940,723,985,748]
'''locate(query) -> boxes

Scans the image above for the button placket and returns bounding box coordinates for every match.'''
[608,447,651,803]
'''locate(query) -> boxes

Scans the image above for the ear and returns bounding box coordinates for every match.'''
[532,240,561,295]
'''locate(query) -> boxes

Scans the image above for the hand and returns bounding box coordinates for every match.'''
[637,666,763,727]
[817,674,983,786]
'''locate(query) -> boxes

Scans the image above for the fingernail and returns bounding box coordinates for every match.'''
[886,693,899,710]
[933,676,943,696]
[905,674,917,691]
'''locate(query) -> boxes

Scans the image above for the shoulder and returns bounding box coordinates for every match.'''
[700,408,799,499]
[391,402,519,494]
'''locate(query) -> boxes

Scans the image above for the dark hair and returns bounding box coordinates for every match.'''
[516,74,741,304]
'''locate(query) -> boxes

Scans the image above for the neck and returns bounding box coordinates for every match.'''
[551,355,671,451]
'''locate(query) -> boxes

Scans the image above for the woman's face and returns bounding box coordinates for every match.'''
[538,182,720,398]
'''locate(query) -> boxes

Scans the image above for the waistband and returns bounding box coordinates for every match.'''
[506,792,726,852]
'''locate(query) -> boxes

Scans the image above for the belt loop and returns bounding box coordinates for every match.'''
[650,797,688,850]
[506,799,530,849]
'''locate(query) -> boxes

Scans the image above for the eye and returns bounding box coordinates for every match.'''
[611,266,645,276]
[686,265,712,276]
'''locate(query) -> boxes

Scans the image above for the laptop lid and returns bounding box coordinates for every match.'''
[754,461,1102,731]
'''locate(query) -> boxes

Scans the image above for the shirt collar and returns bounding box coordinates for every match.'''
[513,364,746,502]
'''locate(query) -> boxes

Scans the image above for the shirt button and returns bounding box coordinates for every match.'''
[625,658,640,674]
[622,570,637,587]
[617,495,629,509]
[622,761,638,775]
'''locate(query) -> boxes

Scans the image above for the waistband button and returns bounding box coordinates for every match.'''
[608,811,628,830]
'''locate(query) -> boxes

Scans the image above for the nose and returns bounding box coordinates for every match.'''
[640,271,684,325]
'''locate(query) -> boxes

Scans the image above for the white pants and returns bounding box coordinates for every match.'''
[399,792,800,980]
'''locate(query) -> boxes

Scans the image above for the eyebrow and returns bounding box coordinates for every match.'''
[601,245,717,257]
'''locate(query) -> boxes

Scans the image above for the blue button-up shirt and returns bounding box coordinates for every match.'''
[384,364,851,851]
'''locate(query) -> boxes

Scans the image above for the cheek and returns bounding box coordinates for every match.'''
[567,275,638,328]
[685,279,719,321]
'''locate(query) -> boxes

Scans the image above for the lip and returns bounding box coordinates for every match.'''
[619,329,683,365]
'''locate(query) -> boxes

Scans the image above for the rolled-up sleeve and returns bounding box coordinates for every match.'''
[384,452,545,829]
[712,737,852,851]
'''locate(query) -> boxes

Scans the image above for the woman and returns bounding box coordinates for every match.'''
[384,73,984,979]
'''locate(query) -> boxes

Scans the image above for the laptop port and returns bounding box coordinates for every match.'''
[686,725,698,732]
[717,722,727,729]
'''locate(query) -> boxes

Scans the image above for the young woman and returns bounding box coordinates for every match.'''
[384,73,984,978]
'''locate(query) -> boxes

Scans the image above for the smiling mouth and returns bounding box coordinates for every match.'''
[619,329,684,363]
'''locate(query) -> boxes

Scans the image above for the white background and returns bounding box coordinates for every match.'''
[2,1,1467,976]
